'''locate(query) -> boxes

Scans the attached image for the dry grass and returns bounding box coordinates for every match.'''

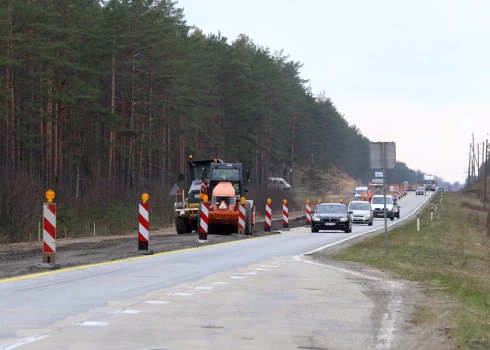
[333,192,490,349]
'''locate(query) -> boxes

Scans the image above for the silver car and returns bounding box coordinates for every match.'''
[415,186,426,196]
[347,201,373,226]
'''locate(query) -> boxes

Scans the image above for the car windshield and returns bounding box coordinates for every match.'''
[355,189,365,195]
[316,205,346,214]
[417,187,424,190]
[371,196,393,205]
[349,202,370,211]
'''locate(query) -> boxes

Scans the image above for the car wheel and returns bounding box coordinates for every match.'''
[390,216,394,221]
[368,220,373,226]
[311,228,319,233]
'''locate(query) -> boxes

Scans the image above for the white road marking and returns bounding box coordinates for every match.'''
[212,282,229,285]
[260,265,279,268]
[0,336,48,350]
[249,268,268,271]
[76,321,109,326]
[229,276,245,279]
[143,300,169,304]
[109,310,143,315]
[293,193,431,350]
[166,293,193,296]
[189,286,213,290]
[240,272,258,275]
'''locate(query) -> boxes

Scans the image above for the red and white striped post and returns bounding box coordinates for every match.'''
[38,189,60,269]
[264,198,272,232]
[238,197,246,235]
[282,199,289,231]
[305,199,311,227]
[197,195,209,243]
[138,193,154,255]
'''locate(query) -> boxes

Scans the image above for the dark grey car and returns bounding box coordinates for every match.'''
[311,203,352,233]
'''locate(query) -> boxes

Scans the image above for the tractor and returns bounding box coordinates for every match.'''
[202,162,256,234]
[174,157,224,234]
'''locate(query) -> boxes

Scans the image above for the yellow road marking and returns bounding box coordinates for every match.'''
[0,228,300,284]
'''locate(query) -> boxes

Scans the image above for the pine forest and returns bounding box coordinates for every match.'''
[0,0,434,241]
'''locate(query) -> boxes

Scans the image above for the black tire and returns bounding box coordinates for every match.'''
[176,217,191,234]
[390,216,394,221]
[368,220,373,226]
[245,202,253,235]
[345,222,352,233]
[311,228,319,233]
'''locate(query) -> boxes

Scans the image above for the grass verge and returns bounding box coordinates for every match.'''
[332,192,490,349]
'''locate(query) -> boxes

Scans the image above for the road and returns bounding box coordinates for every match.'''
[0,192,433,350]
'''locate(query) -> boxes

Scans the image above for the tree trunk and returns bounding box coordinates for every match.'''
[128,46,136,188]
[109,39,116,182]
[4,1,13,170]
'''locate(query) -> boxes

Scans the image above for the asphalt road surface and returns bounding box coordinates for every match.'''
[0,192,433,350]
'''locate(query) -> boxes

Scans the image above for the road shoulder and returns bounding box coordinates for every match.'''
[305,253,453,349]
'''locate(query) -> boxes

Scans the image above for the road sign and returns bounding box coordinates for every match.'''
[369,142,396,169]
[371,177,384,184]
[169,183,180,196]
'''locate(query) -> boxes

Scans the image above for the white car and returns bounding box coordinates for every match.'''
[348,201,373,226]
[370,195,395,221]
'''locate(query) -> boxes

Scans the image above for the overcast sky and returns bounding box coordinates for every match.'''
[176,0,490,184]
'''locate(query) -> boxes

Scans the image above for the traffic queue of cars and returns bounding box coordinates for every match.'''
[310,185,409,233]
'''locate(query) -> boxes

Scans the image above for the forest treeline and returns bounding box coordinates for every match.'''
[0,0,439,241]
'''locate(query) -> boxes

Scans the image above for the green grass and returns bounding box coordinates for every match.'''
[332,192,490,349]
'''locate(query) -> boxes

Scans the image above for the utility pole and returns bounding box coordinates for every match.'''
[470,134,475,183]
[382,143,388,257]
[468,143,472,187]
[477,142,481,199]
[484,139,488,211]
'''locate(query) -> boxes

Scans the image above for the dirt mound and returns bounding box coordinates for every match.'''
[291,165,360,204]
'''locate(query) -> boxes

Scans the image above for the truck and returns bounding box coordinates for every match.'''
[353,186,368,200]
[368,172,388,196]
[424,175,437,192]
[174,157,255,235]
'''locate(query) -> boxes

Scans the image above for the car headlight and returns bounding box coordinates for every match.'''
[364,214,371,218]
[313,217,321,222]
[339,217,347,222]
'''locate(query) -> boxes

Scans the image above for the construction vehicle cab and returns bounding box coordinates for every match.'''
[205,163,256,234]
